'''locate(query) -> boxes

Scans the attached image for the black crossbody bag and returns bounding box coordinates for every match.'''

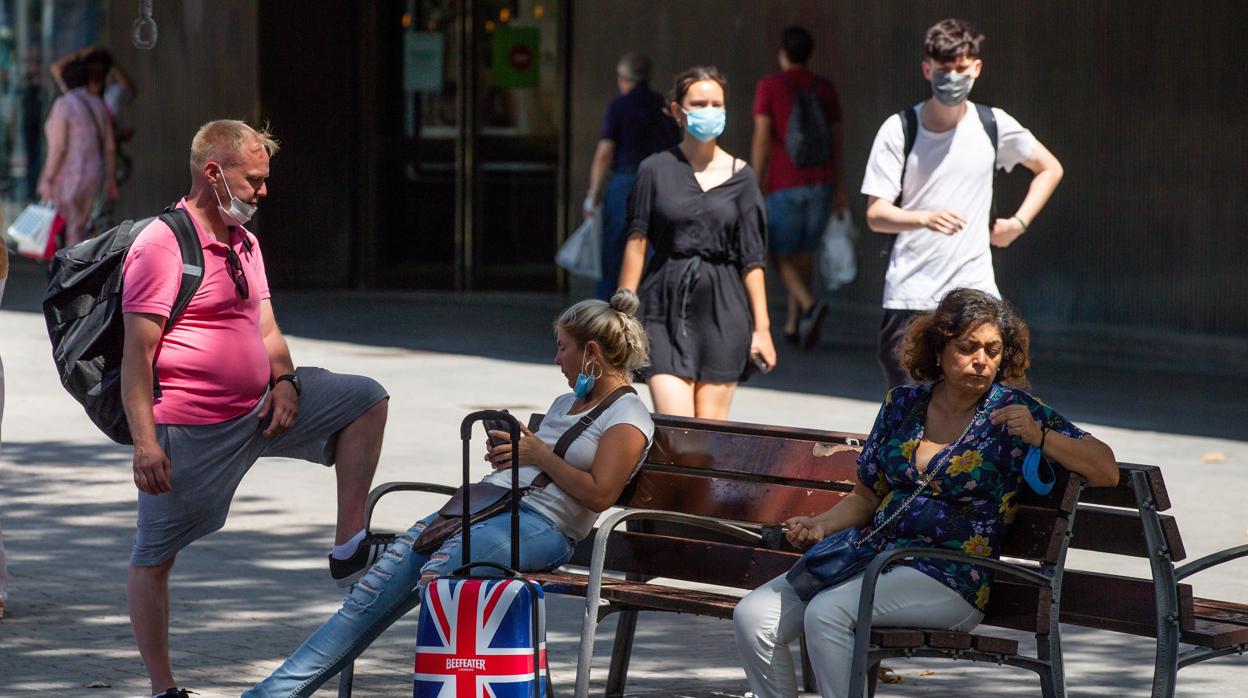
[411,386,637,552]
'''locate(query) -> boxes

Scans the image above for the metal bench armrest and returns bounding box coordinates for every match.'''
[847,547,1051,697]
[571,509,761,698]
[1175,543,1248,582]
[364,481,458,531]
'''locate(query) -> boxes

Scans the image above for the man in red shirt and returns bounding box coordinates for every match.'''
[752,26,845,350]
[120,120,391,698]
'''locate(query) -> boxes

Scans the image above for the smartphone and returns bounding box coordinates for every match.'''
[483,409,513,448]
[750,351,772,375]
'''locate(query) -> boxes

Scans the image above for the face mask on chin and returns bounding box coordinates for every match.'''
[930,69,975,107]
[214,167,257,226]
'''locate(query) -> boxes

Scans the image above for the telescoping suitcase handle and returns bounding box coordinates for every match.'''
[459,409,524,570]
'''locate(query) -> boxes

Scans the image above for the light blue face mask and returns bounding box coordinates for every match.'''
[573,347,602,399]
[682,107,727,142]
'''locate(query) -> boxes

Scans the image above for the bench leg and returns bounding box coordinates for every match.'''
[337,661,354,698]
[604,609,639,698]
[1131,470,1180,698]
[1036,630,1065,698]
[799,634,817,693]
[866,660,880,698]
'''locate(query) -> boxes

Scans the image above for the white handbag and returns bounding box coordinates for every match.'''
[8,202,58,256]
[555,209,603,280]
[819,211,858,291]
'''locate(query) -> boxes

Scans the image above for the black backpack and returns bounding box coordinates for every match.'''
[43,209,203,444]
[783,75,833,168]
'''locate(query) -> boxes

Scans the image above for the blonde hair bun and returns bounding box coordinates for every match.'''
[609,288,640,317]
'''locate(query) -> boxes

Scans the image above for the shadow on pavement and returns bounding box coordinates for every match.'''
[4,255,1243,442]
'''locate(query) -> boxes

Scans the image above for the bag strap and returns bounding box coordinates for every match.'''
[70,91,107,160]
[530,385,638,488]
[149,208,205,397]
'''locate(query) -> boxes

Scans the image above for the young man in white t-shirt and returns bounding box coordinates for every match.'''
[861,18,1064,387]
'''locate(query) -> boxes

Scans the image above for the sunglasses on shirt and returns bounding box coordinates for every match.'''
[225,248,250,300]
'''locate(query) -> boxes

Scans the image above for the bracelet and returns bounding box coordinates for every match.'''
[1039,426,1049,450]
[1013,215,1029,232]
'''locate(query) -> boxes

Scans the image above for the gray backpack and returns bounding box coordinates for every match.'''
[783,75,832,168]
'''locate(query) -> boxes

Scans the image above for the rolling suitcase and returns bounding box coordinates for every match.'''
[412,410,550,698]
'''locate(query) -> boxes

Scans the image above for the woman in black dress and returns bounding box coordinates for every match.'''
[618,66,776,419]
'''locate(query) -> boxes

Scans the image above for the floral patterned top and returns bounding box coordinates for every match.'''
[856,382,1088,611]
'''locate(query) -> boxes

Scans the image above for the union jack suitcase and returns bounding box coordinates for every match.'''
[413,410,550,698]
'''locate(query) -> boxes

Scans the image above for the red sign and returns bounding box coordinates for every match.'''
[508,44,533,71]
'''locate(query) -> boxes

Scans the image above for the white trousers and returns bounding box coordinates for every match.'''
[733,567,983,698]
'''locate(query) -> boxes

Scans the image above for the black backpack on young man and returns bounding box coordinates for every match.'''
[43,208,203,444]
[784,75,833,168]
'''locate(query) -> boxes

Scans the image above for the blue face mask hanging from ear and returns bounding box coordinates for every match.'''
[573,347,603,399]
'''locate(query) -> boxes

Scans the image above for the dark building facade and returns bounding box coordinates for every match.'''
[107,1,1247,370]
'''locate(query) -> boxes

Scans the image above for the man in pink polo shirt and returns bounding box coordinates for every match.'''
[120,120,391,698]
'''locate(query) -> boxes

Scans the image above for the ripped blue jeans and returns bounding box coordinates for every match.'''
[245,502,574,697]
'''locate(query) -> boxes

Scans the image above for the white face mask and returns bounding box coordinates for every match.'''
[214,167,257,226]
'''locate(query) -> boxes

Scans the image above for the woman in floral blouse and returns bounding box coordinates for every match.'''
[734,288,1118,698]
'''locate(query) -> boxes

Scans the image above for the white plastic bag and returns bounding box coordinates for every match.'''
[819,211,858,291]
[8,202,57,256]
[555,209,602,280]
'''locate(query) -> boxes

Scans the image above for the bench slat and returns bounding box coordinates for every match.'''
[647,427,861,484]
[1078,463,1172,511]
[1058,570,1195,636]
[971,634,1020,655]
[869,629,1019,656]
[595,531,797,591]
[625,470,850,524]
[925,630,973,649]
[984,579,1051,634]
[1193,598,1248,624]
[1070,505,1187,562]
[1182,618,1248,650]
[1004,506,1071,562]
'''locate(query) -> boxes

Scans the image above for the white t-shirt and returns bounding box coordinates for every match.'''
[482,392,654,540]
[861,102,1037,310]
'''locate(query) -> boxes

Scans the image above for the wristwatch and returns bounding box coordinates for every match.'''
[273,373,301,396]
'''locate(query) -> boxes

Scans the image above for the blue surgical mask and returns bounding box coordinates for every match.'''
[573,348,602,399]
[682,107,726,142]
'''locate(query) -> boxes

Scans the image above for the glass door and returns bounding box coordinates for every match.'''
[377,0,565,290]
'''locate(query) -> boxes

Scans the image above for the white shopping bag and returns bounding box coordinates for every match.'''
[819,211,858,291]
[8,202,58,256]
[555,209,602,280]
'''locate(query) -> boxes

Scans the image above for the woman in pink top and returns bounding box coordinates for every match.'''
[38,59,116,247]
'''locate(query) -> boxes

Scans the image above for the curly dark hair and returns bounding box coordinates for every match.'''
[902,289,1030,387]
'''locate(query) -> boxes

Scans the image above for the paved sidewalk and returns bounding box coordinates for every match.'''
[1,266,1246,696]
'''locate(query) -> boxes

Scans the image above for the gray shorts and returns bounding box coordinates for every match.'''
[131,367,389,566]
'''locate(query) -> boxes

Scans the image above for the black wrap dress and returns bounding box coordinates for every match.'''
[627,148,768,383]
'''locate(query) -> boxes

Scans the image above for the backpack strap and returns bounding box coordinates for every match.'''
[893,107,919,207]
[149,208,205,397]
[529,385,639,488]
[974,103,1001,231]
[883,108,920,260]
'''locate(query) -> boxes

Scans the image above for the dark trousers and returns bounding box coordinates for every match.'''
[877,309,920,388]
[596,171,638,300]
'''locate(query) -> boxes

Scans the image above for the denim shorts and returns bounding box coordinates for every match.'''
[766,183,832,255]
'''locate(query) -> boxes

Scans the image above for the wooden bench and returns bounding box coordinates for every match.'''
[356,414,1203,698]
[513,415,1077,698]
[1038,464,1248,698]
